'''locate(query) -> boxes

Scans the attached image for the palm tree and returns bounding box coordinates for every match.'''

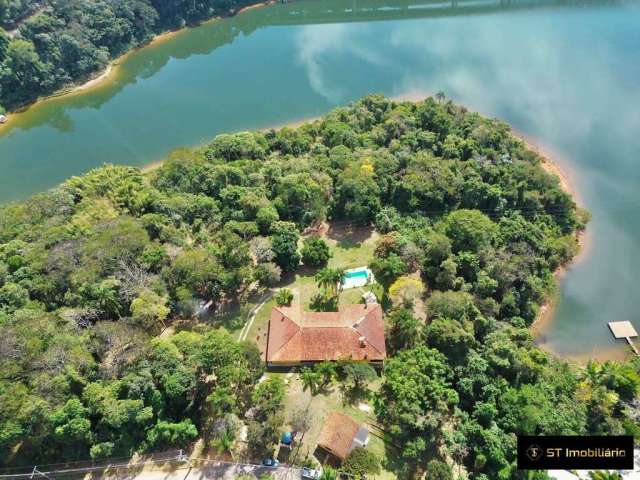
[212,428,235,458]
[314,267,345,299]
[300,367,321,394]
[389,308,421,352]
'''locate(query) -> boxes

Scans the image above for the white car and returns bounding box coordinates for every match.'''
[301,467,321,479]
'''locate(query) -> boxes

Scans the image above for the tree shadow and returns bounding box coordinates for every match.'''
[310,294,338,312]
[326,222,374,249]
[199,302,248,331]
[339,382,371,406]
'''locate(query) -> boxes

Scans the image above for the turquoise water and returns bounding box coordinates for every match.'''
[1,0,639,359]
[342,268,370,289]
[345,270,369,280]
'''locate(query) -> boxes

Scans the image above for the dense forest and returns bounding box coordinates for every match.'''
[0,95,637,477]
[0,0,253,112]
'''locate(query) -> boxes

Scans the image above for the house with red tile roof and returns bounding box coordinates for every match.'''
[266,303,386,367]
[316,412,369,463]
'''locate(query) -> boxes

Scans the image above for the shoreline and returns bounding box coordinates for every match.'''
[139,96,592,360]
[389,93,593,353]
[518,133,592,342]
[0,0,277,129]
[104,93,597,363]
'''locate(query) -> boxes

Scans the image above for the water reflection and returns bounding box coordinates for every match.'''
[0,0,618,135]
[289,0,640,358]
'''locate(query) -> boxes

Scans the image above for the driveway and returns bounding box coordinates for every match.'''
[105,460,302,480]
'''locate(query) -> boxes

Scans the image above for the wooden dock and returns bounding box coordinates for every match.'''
[608,321,639,356]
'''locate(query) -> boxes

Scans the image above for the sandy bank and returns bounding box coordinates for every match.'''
[73,64,114,93]
[519,133,592,342]
[237,0,277,14]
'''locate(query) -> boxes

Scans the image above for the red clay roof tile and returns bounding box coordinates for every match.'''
[266,304,386,364]
[317,412,363,461]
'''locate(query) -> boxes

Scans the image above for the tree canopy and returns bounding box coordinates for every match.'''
[0,0,256,111]
[0,95,635,476]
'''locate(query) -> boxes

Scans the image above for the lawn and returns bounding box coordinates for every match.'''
[325,221,379,270]
[279,373,397,480]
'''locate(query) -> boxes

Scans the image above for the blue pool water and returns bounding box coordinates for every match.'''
[345,270,369,280]
[342,268,372,289]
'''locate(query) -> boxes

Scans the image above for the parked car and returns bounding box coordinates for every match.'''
[262,458,280,468]
[301,467,321,479]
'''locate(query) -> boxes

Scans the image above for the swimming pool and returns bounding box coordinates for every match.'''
[341,267,375,290]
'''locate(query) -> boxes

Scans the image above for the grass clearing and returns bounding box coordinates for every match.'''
[281,374,396,479]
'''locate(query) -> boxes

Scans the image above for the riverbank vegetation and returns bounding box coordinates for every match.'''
[0,0,256,111]
[0,95,637,477]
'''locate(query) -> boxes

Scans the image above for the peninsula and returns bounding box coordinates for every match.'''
[2,95,635,480]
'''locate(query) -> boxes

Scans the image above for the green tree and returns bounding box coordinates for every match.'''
[255,262,281,288]
[271,223,300,273]
[314,361,337,387]
[210,415,238,456]
[387,308,422,352]
[314,267,344,299]
[144,420,198,450]
[342,447,381,477]
[300,367,322,394]
[301,237,332,267]
[130,289,170,331]
[343,363,377,392]
[369,254,407,290]
[424,459,453,480]
[50,398,93,459]
[252,377,285,420]
[375,347,458,470]
[440,209,497,253]
[0,39,48,105]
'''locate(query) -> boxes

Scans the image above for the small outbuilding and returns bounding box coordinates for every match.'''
[362,291,377,305]
[316,412,369,464]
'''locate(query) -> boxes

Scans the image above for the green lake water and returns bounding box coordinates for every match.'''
[1,0,639,359]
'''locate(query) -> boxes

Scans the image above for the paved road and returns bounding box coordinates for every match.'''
[105,461,302,480]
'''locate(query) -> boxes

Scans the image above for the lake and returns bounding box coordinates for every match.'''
[1,0,639,360]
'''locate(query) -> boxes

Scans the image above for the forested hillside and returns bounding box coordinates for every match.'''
[0,95,637,477]
[0,0,252,111]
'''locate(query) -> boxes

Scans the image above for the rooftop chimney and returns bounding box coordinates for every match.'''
[359,336,366,348]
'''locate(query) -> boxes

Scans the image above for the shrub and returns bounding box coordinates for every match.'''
[301,237,331,267]
[342,447,380,477]
[424,459,453,480]
[275,288,294,306]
